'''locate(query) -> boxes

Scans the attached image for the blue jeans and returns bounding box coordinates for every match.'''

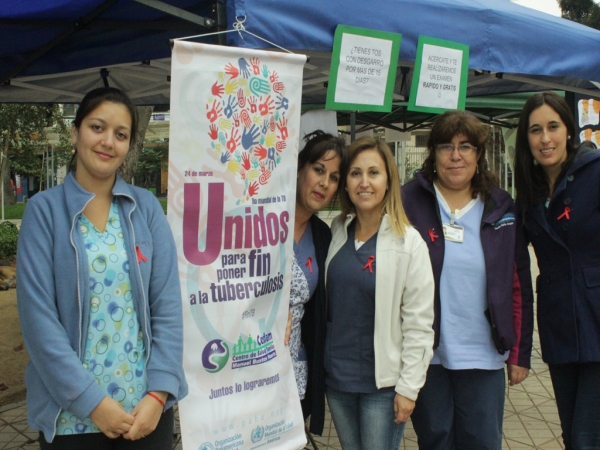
[411,365,505,450]
[326,386,406,450]
[549,362,600,450]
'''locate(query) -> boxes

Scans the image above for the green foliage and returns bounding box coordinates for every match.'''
[135,141,168,190]
[0,104,68,177]
[0,221,18,260]
[2,203,26,220]
[559,0,600,29]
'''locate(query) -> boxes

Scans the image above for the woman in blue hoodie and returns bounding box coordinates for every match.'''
[17,87,187,449]
[514,91,600,450]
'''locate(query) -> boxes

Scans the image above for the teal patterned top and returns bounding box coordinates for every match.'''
[56,200,147,434]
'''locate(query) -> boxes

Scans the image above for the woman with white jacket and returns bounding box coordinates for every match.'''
[324,137,435,450]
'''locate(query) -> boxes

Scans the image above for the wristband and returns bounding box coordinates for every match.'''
[146,391,166,408]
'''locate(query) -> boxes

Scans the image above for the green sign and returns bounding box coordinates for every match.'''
[326,25,402,113]
[408,36,469,114]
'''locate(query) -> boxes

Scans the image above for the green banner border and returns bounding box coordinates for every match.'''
[326,25,402,113]
[408,36,470,114]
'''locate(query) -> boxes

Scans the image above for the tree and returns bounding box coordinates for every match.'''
[0,104,68,205]
[118,106,154,183]
[559,0,600,29]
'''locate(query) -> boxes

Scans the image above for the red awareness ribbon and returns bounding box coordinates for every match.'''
[363,255,375,273]
[136,246,148,263]
[428,228,439,242]
[557,206,571,221]
[306,256,313,274]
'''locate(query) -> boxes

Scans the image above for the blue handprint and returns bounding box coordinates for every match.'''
[267,147,277,170]
[275,94,289,110]
[242,124,260,150]
[238,58,251,79]
[220,152,230,164]
[261,119,269,135]
[262,65,269,78]
[224,96,238,119]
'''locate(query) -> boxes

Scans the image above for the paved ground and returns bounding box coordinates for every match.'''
[1,249,565,449]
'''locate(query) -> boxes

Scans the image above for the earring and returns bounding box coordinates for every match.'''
[122,161,126,167]
[71,146,76,155]
[476,165,479,174]
[433,164,437,173]
[533,160,539,166]
[568,135,571,139]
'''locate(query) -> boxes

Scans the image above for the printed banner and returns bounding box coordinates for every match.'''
[168,41,307,450]
[408,36,469,114]
[326,25,401,112]
[575,94,600,146]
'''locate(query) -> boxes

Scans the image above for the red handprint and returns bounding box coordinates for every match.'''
[269,115,276,132]
[232,112,240,127]
[259,95,275,116]
[269,71,278,83]
[248,96,257,114]
[225,62,239,79]
[211,81,224,98]
[250,57,261,75]
[241,152,251,171]
[237,88,246,108]
[254,144,268,160]
[277,115,288,140]
[208,123,218,140]
[240,110,252,128]
[248,182,259,197]
[227,128,241,153]
[259,169,272,185]
[206,100,222,123]
[276,141,286,152]
[273,82,285,93]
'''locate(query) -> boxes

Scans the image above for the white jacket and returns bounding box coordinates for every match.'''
[325,214,435,401]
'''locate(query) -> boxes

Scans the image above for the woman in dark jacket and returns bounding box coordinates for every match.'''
[403,110,534,450]
[286,130,346,435]
[514,91,600,449]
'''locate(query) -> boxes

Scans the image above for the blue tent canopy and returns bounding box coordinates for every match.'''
[0,0,599,127]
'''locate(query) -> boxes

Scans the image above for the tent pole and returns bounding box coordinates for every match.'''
[351,112,356,141]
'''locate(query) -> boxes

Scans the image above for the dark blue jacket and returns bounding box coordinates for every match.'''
[523,148,600,364]
[402,172,534,368]
[299,214,331,435]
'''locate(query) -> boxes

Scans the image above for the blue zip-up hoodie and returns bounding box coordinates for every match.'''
[402,172,534,369]
[16,172,188,442]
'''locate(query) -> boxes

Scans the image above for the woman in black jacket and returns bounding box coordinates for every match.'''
[286,130,346,435]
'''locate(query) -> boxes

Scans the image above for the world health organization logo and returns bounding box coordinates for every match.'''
[198,442,214,450]
[202,339,230,373]
[251,425,264,443]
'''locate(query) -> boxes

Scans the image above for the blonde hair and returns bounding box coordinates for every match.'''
[339,137,410,237]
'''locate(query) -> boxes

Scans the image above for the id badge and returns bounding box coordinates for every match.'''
[443,223,464,243]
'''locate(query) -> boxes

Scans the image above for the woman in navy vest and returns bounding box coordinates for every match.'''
[285,130,346,436]
[514,91,600,449]
[403,111,534,450]
[324,137,435,449]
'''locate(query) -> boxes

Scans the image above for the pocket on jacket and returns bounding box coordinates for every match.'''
[583,265,600,288]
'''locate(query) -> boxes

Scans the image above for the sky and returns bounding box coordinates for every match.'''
[512,0,561,17]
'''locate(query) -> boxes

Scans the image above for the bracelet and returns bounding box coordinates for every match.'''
[146,391,166,408]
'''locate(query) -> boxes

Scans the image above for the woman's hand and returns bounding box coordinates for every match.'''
[89,397,135,439]
[284,311,292,346]
[507,364,529,386]
[393,394,415,423]
[122,391,167,440]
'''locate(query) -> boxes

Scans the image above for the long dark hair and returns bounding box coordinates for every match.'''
[70,87,137,170]
[514,91,577,218]
[421,110,497,201]
[298,130,347,172]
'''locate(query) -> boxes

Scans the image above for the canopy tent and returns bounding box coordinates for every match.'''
[1,0,600,129]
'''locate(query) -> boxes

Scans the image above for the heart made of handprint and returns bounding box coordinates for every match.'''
[206,56,290,203]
